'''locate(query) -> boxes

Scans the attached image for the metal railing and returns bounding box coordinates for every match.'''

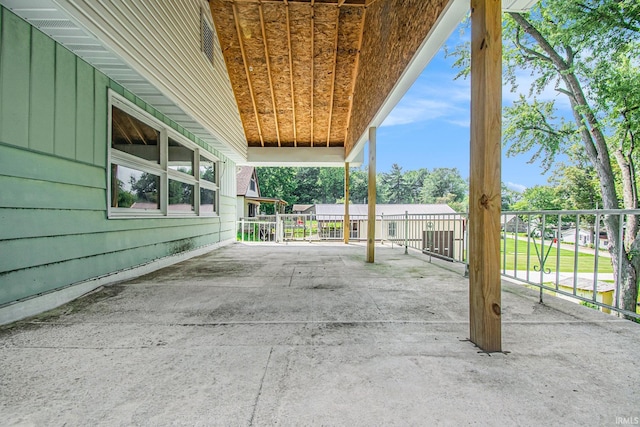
[380,212,468,263]
[237,209,640,319]
[499,209,640,320]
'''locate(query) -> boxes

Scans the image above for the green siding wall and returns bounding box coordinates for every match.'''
[0,8,237,307]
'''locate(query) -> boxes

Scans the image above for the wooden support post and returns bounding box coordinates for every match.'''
[469,0,502,352]
[367,127,376,263]
[344,162,350,244]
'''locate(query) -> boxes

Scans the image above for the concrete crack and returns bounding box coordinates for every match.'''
[248,346,274,426]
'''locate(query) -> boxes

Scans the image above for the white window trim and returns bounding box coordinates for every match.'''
[108,90,219,219]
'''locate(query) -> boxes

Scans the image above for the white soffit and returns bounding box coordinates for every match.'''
[247,147,363,167]
[0,0,245,163]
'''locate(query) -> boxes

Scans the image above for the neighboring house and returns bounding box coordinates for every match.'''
[314,204,464,260]
[292,204,315,214]
[561,228,609,249]
[502,215,528,233]
[236,166,287,219]
[236,166,261,219]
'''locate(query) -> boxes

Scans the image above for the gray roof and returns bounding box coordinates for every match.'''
[292,204,314,212]
[315,204,457,217]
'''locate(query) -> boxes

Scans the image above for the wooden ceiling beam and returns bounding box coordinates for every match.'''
[125,115,149,145]
[259,3,281,147]
[343,7,366,145]
[285,3,297,146]
[113,117,134,145]
[232,2,264,146]
[310,1,315,146]
[326,7,340,146]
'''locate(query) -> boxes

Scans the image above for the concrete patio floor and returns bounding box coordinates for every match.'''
[1,242,639,426]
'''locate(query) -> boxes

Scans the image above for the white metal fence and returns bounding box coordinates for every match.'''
[237,209,640,319]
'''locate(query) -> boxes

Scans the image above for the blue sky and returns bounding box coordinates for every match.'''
[365,23,568,193]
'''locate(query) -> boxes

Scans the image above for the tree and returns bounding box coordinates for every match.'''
[501,183,523,211]
[404,168,430,203]
[451,0,640,315]
[421,167,467,205]
[293,167,320,204]
[381,163,411,203]
[131,173,159,204]
[512,185,562,211]
[317,168,344,203]
[256,167,298,213]
[348,167,368,204]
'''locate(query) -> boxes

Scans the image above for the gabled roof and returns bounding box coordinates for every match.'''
[315,203,457,217]
[236,166,259,197]
[292,204,314,212]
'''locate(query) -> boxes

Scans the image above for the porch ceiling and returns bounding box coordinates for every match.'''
[209,0,457,162]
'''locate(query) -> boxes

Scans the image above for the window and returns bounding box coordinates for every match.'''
[250,178,256,192]
[388,222,397,237]
[108,92,219,218]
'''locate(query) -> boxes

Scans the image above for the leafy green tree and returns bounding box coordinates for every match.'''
[293,167,320,204]
[116,179,135,208]
[131,173,159,204]
[421,167,467,205]
[501,183,523,211]
[381,164,411,203]
[452,0,640,314]
[317,168,344,203]
[256,167,298,213]
[512,185,562,211]
[404,168,430,204]
[348,167,369,204]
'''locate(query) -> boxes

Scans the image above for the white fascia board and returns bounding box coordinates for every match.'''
[345,0,468,163]
[247,147,362,167]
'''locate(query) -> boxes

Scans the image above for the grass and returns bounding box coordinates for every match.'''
[501,236,613,274]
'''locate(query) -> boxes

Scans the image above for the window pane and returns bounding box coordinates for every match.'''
[200,188,216,214]
[168,138,194,175]
[169,179,195,212]
[111,107,160,163]
[111,164,160,210]
[199,156,216,184]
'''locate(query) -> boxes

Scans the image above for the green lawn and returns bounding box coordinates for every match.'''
[501,237,613,274]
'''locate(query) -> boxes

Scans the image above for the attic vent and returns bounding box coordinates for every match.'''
[29,19,75,29]
[201,11,215,65]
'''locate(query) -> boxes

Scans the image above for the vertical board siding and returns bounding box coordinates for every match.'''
[54,44,77,159]
[0,10,30,148]
[75,59,95,163]
[93,71,109,167]
[28,29,56,153]
[0,7,238,308]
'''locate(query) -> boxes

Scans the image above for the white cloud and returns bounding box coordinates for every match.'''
[506,181,527,192]
[445,118,470,128]
[382,99,458,126]
[381,76,470,128]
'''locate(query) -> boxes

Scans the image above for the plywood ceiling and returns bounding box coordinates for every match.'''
[210,0,451,156]
[210,0,367,149]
